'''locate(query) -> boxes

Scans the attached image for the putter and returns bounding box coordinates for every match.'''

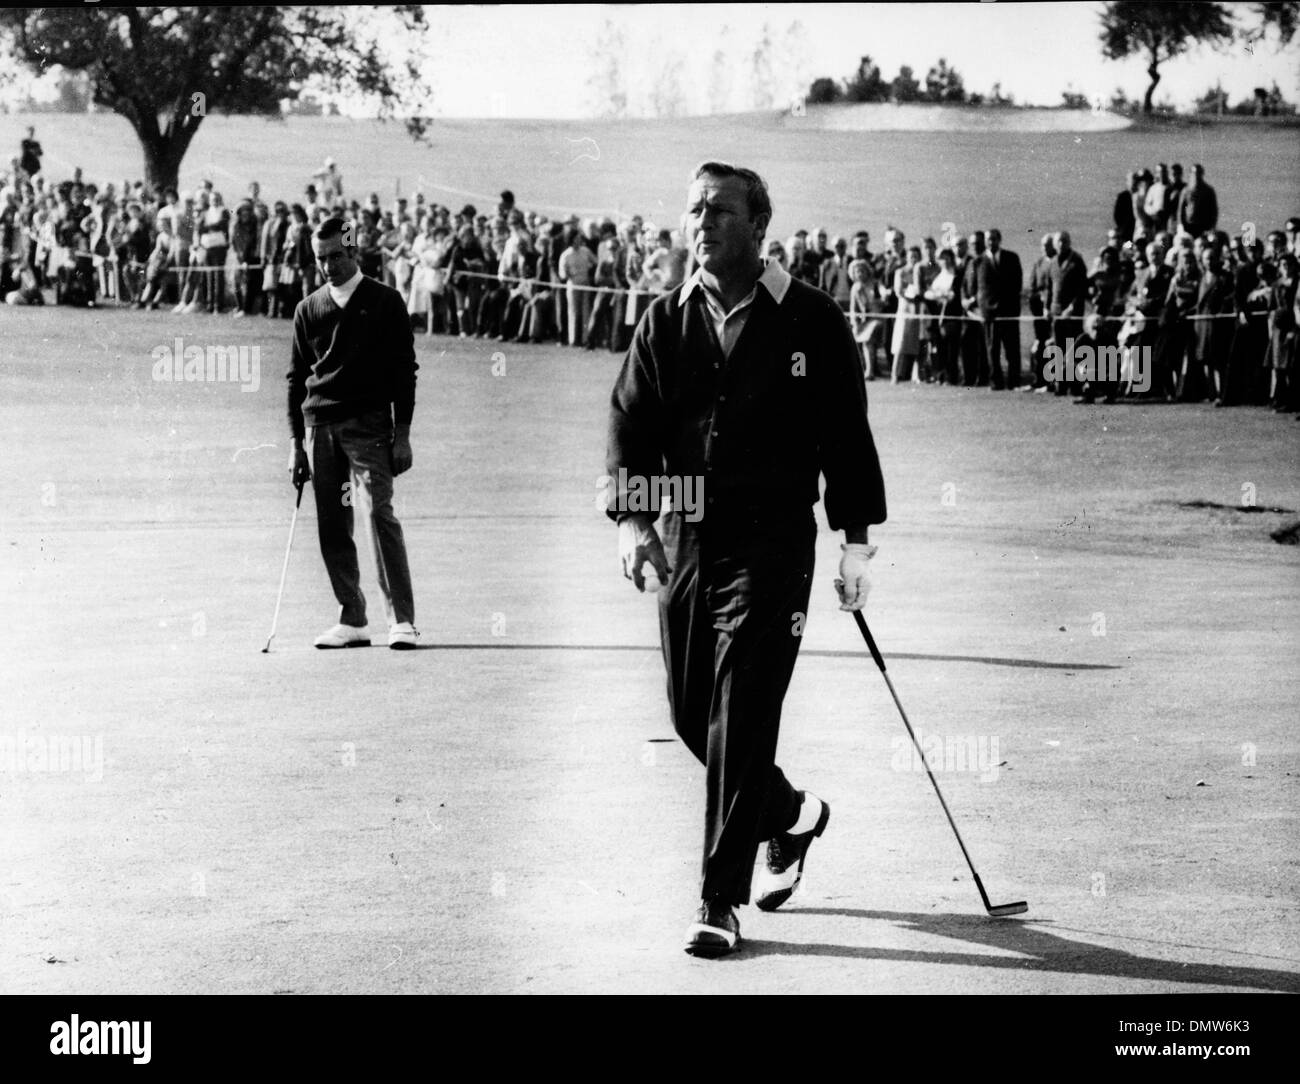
[848,604,1028,918]
[262,480,306,653]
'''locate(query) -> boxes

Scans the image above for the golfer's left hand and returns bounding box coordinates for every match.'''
[836,543,878,611]
[391,427,413,475]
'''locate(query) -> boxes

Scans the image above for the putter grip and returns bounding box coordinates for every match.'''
[852,610,887,672]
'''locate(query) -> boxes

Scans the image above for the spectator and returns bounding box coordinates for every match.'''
[1178,164,1219,237]
[20,126,43,179]
[1047,230,1089,396]
[558,227,596,346]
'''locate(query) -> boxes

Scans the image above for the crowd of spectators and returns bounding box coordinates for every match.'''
[3,128,1298,413]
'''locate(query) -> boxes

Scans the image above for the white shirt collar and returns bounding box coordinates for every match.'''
[679,258,792,309]
[328,267,365,310]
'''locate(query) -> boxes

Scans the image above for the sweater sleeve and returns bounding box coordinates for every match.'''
[288,302,312,441]
[605,303,666,521]
[389,288,418,427]
[813,296,887,530]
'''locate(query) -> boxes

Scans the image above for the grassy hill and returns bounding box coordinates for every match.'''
[3,109,1296,258]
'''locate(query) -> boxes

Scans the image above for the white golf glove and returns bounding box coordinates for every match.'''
[618,514,672,593]
[835,543,877,611]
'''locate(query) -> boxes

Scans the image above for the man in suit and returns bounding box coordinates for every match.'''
[1177,164,1219,238]
[1024,232,1056,391]
[607,161,886,958]
[287,216,420,650]
[1046,230,1089,396]
[960,230,991,385]
[984,229,1024,389]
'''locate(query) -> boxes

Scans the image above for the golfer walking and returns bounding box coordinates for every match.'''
[606,162,887,957]
[287,217,420,649]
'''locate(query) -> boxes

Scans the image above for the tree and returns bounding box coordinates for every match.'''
[806,77,843,104]
[1061,85,1090,110]
[923,58,966,103]
[708,43,733,114]
[1245,1,1299,46]
[587,17,629,118]
[748,22,775,109]
[650,51,687,118]
[844,55,887,102]
[1098,2,1235,114]
[891,65,921,103]
[0,6,429,190]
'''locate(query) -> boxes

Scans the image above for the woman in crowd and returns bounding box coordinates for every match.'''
[890,244,923,383]
[1266,253,1298,412]
[278,203,311,315]
[520,232,557,343]
[197,190,231,314]
[913,236,941,382]
[849,257,884,380]
[230,200,260,317]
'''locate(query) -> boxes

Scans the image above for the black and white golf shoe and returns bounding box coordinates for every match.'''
[683,899,741,958]
[754,792,830,912]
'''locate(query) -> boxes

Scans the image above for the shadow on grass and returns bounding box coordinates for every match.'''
[727,907,1300,991]
[402,643,1117,670]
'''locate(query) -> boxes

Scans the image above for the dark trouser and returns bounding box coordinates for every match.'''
[1052,316,1082,394]
[657,511,812,905]
[205,246,228,312]
[961,318,988,385]
[585,287,616,348]
[983,314,1021,388]
[1030,317,1051,386]
[305,408,415,630]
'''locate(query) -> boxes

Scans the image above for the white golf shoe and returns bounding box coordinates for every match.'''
[388,622,419,650]
[313,623,371,649]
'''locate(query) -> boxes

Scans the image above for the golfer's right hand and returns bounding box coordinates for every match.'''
[290,444,311,488]
[618,514,671,592]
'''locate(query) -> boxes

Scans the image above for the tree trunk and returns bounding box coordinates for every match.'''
[136,115,203,193]
[1144,58,1161,115]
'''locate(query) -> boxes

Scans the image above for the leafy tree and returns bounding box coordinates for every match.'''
[0,6,429,190]
[1244,1,1299,45]
[806,77,843,104]
[1098,2,1235,113]
[924,58,966,104]
[891,65,921,103]
[844,55,887,102]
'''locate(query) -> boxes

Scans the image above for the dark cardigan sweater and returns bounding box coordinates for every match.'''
[606,275,886,533]
[287,274,417,440]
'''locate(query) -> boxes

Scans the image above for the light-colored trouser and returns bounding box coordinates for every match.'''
[566,282,593,346]
[306,408,414,630]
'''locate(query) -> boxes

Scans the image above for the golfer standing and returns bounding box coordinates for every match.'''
[606,162,886,957]
[288,216,420,649]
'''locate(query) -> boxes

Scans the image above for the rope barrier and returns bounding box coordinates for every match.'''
[28,250,1263,323]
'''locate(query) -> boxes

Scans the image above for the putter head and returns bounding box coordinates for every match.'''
[988,901,1029,917]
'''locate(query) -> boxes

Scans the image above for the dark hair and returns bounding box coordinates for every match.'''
[691,160,772,224]
[316,216,351,242]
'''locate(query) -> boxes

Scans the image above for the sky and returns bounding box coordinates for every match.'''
[7,2,1298,118]
[417,2,1300,117]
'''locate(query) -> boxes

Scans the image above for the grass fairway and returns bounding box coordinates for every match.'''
[2,303,1298,994]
